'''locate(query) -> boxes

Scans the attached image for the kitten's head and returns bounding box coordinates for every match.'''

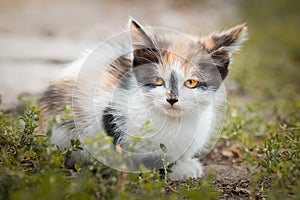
[127,18,247,117]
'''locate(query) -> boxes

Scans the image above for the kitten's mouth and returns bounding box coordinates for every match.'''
[162,104,182,116]
[163,104,179,110]
[169,105,179,110]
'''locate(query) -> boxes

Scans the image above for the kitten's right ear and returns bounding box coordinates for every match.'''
[128,17,159,67]
[129,17,156,49]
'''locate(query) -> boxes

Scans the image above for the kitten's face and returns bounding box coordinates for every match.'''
[132,48,222,118]
[128,19,247,118]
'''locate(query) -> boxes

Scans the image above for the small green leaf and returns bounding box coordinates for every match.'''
[144,121,151,128]
[160,143,167,153]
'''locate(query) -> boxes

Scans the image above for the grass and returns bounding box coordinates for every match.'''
[225,0,300,198]
[221,99,300,199]
[1,0,300,199]
[1,94,299,200]
[232,0,300,101]
[0,105,221,199]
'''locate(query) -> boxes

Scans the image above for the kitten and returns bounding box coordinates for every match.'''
[40,18,247,180]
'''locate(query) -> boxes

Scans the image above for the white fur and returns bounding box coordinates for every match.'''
[110,79,225,179]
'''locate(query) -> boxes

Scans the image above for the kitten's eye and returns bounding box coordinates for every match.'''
[184,79,199,89]
[152,77,164,86]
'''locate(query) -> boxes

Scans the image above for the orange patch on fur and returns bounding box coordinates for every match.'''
[199,35,215,52]
[96,71,119,93]
[228,23,247,39]
[163,51,180,66]
[161,38,201,76]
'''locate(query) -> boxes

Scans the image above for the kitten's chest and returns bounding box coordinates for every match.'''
[120,108,212,159]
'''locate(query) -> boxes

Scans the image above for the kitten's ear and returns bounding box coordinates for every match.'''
[129,17,156,49]
[200,23,247,80]
[128,17,159,67]
[200,23,247,54]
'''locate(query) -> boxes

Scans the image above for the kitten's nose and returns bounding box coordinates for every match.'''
[166,98,178,105]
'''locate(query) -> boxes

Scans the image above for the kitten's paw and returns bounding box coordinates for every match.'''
[168,158,203,180]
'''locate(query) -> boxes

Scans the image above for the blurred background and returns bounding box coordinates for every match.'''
[0,0,299,109]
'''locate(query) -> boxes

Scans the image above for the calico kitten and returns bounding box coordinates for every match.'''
[40,18,247,180]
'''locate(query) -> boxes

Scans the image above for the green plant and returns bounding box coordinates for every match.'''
[0,104,221,200]
[255,121,300,198]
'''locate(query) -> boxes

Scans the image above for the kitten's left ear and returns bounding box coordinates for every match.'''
[200,23,247,79]
[200,23,247,54]
[128,17,159,67]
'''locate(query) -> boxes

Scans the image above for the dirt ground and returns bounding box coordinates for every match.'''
[203,141,260,199]
[0,0,254,199]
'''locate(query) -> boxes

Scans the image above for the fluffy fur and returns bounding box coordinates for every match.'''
[40,18,247,180]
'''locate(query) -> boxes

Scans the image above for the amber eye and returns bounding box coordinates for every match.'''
[152,77,164,86]
[184,79,199,88]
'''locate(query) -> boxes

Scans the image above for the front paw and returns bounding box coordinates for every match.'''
[168,158,203,180]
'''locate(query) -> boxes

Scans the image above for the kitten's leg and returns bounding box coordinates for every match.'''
[168,157,203,180]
